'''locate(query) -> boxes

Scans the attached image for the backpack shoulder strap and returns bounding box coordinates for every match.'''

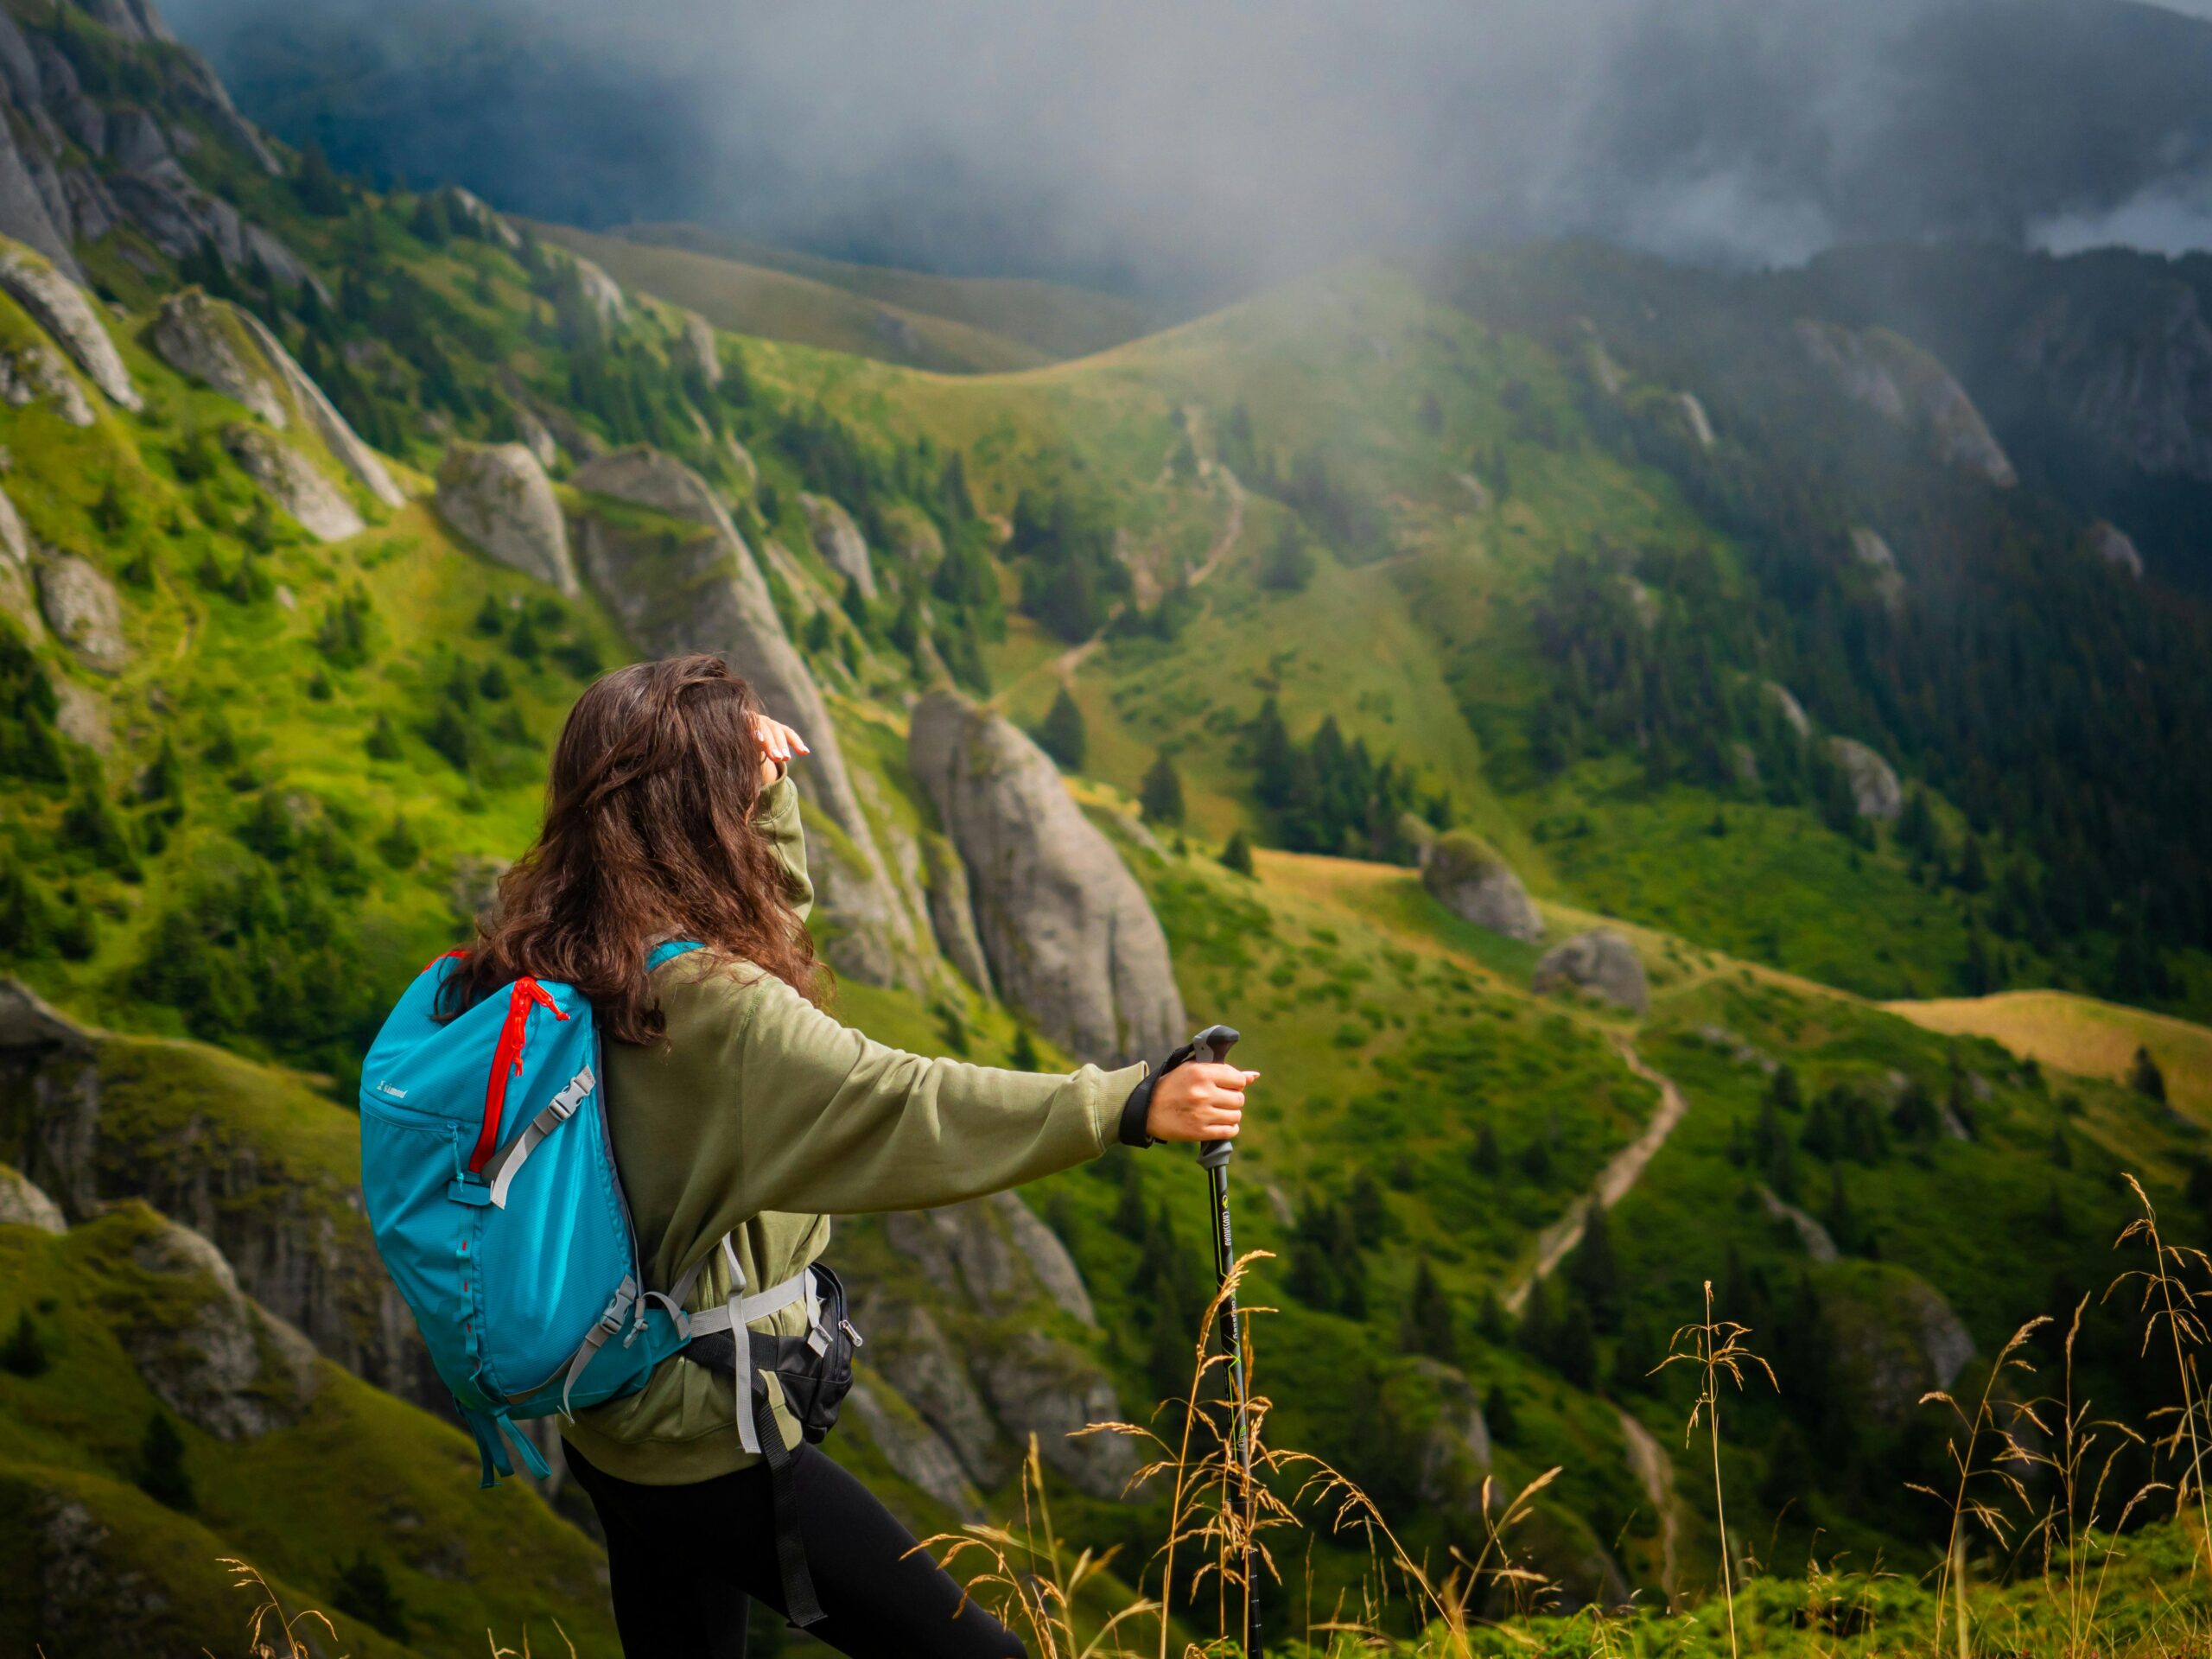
[647,939,705,971]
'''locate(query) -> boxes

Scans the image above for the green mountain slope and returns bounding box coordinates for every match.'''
[0,5,2209,1650]
[531,219,1058,374]
[603,221,1167,364]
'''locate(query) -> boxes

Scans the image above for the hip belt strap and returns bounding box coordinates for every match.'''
[682,1236,813,1456]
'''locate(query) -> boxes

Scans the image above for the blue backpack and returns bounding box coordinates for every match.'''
[357,942,841,1497]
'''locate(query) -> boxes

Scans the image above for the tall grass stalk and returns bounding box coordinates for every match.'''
[1655,1278,1776,1659]
[2112,1172,2212,1569]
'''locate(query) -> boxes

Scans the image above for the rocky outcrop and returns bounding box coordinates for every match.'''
[887,1193,1096,1329]
[73,0,175,43]
[1849,525,1904,608]
[0,1161,63,1231]
[116,1206,320,1440]
[36,553,126,672]
[802,493,876,599]
[922,832,995,995]
[0,238,136,409]
[0,982,443,1405]
[511,403,558,469]
[0,482,36,639]
[222,424,363,543]
[2012,278,2212,483]
[673,308,721,385]
[846,1379,982,1518]
[1675,391,1714,449]
[1762,679,1810,739]
[979,1330,1139,1498]
[149,288,286,425]
[853,1298,1010,1488]
[51,679,107,750]
[2088,520,2145,579]
[1533,928,1649,1015]
[437,442,578,594]
[909,690,1187,1066]
[1825,736,1903,820]
[1797,319,2017,487]
[723,434,759,494]
[569,446,923,986]
[563,252,625,323]
[0,337,91,425]
[1825,1263,1975,1423]
[232,310,403,506]
[1423,830,1543,943]
[449,187,521,251]
[1379,1357,1492,1516]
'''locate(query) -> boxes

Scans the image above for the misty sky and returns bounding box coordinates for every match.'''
[164,0,2212,297]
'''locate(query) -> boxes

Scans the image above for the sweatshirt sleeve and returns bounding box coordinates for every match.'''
[730,971,1145,1216]
[753,773,813,924]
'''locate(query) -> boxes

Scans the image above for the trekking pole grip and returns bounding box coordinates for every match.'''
[1190,1024,1240,1170]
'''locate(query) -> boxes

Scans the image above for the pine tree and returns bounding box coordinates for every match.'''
[1551,1299,1598,1388]
[138,1412,194,1511]
[1009,1027,1039,1071]
[1,1309,47,1376]
[1470,1122,1500,1175]
[1038,686,1086,771]
[1110,1158,1147,1239]
[1484,1381,1519,1445]
[365,713,401,761]
[1611,1312,1662,1393]
[2130,1046,2167,1103]
[1398,1259,1457,1364]
[333,1550,410,1642]
[1566,1202,1622,1331]
[376,813,420,870]
[1139,749,1184,825]
[1219,830,1254,875]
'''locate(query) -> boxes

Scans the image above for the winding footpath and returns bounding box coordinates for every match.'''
[1050,463,1245,687]
[1616,1406,1681,1604]
[1504,1035,1689,1314]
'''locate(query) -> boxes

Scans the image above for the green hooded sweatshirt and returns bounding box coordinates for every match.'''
[562,776,1149,1484]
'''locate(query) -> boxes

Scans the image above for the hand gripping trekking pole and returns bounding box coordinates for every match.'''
[1190,1023,1258,1655]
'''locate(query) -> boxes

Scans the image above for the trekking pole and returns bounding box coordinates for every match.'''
[1190,1023,1258,1656]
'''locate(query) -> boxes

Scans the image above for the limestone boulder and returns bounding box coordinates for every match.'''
[922,831,995,995]
[1826,736,1904,820]
[979,1330,1139,1498]
[909,690,1187,1065]
[2088,520,2145,580]
[222,425,363,543]
[36,553,126,673]
[233,310,403,506]
[0,237,137,409]
[845,1379,982,1519]
[672,308,721,385]
[436,442,578,594]
[801,492,875,599]
[0,1162,64,1233]
[149,288,286,426]
[1762,679,1811,739]
[1533,928,1649,1015]
[851,1297,1010,1487]
[0,338,91,425]
[1797,319,2017,486]
[115,1209,321,1441]
[1422,830,1542,943]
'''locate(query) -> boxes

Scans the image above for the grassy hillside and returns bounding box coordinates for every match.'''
[1887,989,2212,1123]
[532,220,1057,374]
[605,220,1166,362]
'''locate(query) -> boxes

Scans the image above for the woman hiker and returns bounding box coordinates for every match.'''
[436,654,1257,1657]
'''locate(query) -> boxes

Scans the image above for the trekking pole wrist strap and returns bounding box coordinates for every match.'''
[1119,1039,1203,1147]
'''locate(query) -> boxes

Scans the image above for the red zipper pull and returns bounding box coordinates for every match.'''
[467,978,570,1173]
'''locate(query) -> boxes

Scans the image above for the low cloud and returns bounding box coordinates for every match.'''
[166,0,2212,297]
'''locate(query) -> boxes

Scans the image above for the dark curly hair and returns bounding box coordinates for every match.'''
[440,654,823,1041]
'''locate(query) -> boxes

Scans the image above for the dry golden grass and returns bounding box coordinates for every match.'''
[207,1184,2212,1659]
[1885,991,2212,1124]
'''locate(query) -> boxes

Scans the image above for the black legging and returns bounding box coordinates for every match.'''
[566,1439,1027,1658]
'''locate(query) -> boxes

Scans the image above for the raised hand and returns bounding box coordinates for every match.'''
[751,713,811,785]
[1146,1062,1258,1143]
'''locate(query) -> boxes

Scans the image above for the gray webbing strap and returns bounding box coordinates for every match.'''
[558,1275,638,1418]
[482,1064,596,1209]
[723,1236,759,1453]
